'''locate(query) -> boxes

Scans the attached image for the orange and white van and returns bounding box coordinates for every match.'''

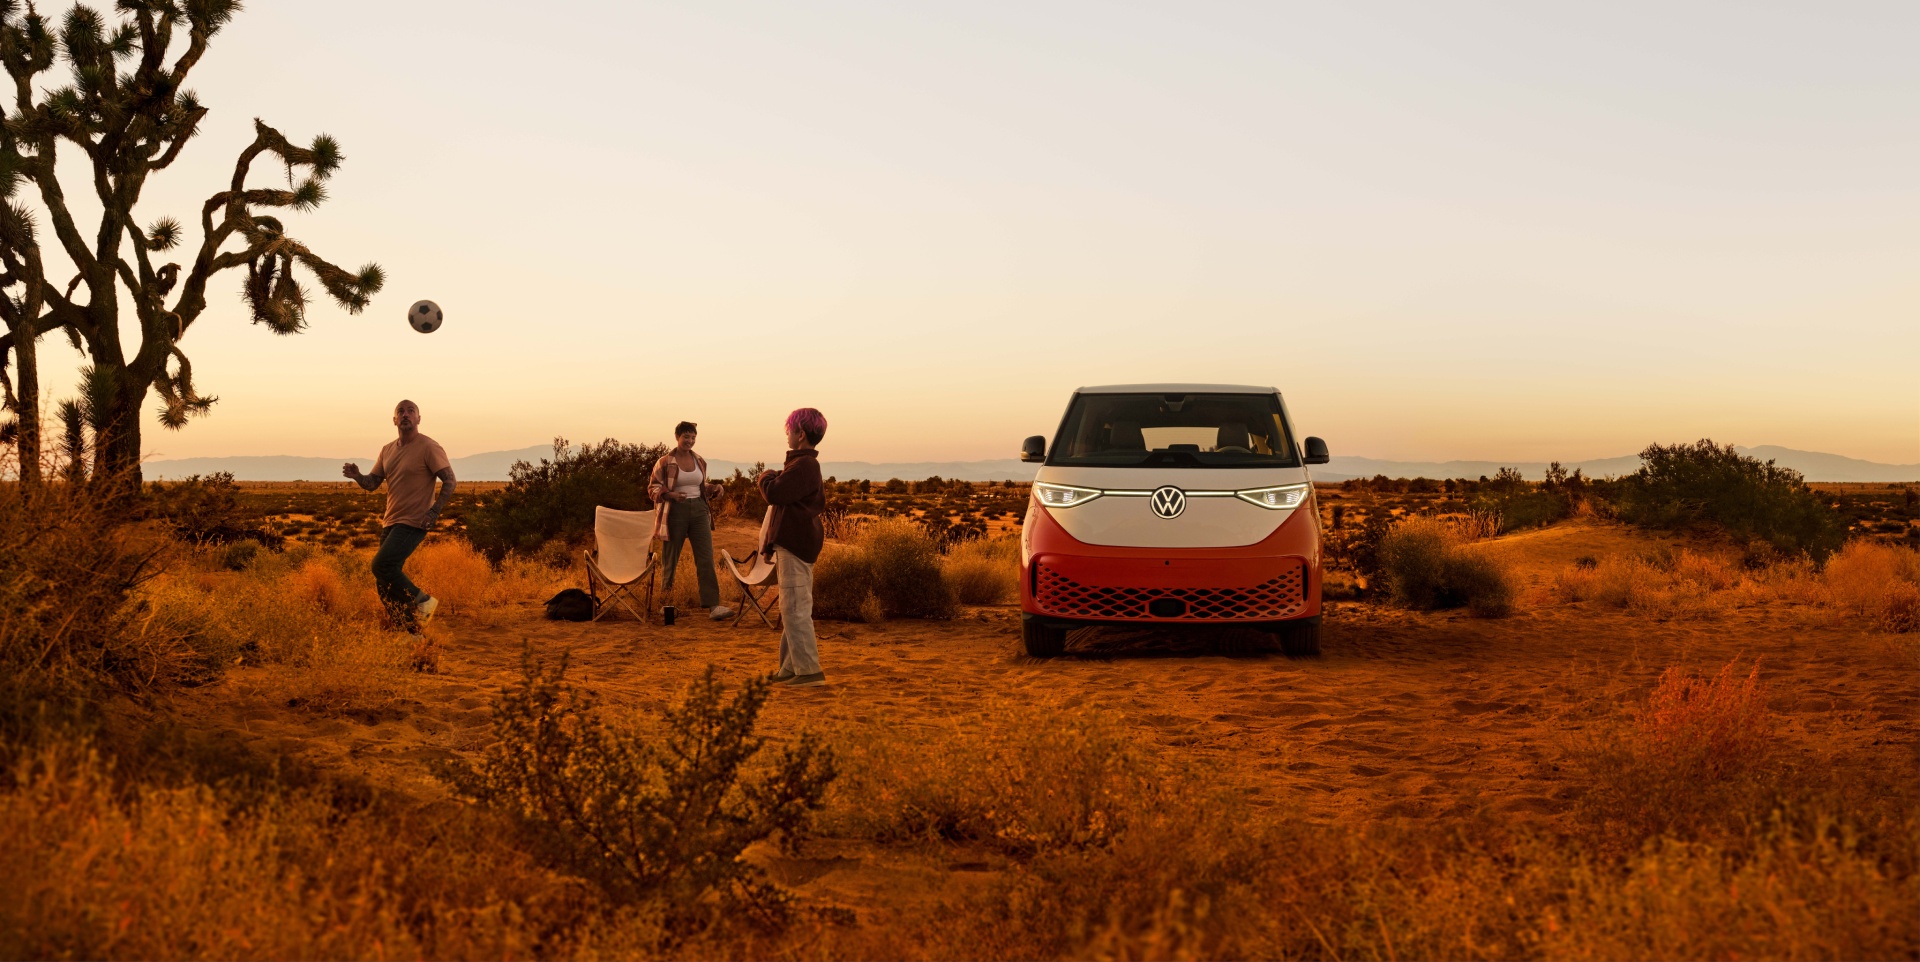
[1018,384,1329,657]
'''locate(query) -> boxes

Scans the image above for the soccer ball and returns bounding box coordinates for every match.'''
[407,300,443,333]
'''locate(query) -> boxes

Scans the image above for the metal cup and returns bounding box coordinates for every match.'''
[663,605,677,626]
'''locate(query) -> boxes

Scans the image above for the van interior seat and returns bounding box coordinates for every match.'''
[1216,422,1251,450]
[1108,421,1144,450]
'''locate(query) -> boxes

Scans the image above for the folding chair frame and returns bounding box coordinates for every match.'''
[722,549,781,630]
[584,549,656,623]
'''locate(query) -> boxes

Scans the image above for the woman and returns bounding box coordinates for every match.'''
[758,408,828,687]
[652,421,731,620]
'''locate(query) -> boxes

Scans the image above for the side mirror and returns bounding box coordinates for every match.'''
[1303,436,1329,465]
[1021,435,1047,463]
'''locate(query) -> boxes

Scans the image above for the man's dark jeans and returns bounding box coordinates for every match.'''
[372,523,428,627]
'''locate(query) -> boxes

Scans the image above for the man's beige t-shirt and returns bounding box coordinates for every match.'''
[371,434,452,529]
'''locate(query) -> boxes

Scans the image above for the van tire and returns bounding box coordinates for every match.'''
[1274,617,1321,657]
[1021,616,1068,658]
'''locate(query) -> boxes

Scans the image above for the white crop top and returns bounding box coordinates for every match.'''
[671,462,705,500]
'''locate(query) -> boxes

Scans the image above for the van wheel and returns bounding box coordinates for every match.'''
[1274,618,1321,657]
[1021,616,1068,658]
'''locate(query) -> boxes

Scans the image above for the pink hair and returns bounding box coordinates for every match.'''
[785,407,827,445]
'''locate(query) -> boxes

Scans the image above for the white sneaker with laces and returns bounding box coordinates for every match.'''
[709,605,735,621]
[417,595,439,623]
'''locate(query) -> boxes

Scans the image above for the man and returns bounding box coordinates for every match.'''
[342,399,456,632]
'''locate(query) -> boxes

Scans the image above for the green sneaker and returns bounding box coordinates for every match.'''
[765,667,795,683]
[778,672,827,688]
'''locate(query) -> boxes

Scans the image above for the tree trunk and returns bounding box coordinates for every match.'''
[10,324,40,485]
[96,380,146,490]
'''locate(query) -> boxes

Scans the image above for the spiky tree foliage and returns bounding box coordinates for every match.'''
[0,0,383,489]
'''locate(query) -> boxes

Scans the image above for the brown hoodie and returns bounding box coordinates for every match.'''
[756,449,825,564]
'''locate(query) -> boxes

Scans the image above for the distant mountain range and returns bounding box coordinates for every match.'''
[142,444,1919,484]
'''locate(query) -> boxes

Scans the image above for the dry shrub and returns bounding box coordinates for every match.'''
[812,518,955,621]
[142,565,416,717]
[1642,662,1771,779]
[1572,662,1787,855]
[1825,539,1920,632]
[943,536,1018,605]
[1377,517,1516,617]
[1,482,194,742]
[811,547,881,622]
[1670,548,1741,591]
[440,651,835,914]
[0,738,614,960]
[285,558,351,615]
[829,700,1152,858]
[409,539,496,609]
[1551,550,1753,620]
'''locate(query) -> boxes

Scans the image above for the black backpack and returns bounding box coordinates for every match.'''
[544,588,595,622]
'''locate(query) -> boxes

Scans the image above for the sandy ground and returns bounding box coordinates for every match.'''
[176,519,1919,915]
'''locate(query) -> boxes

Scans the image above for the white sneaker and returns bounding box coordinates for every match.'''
[709,605,735,621]
[417,595,439,622]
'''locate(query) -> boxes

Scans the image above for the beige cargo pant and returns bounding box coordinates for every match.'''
[775,547,821,676]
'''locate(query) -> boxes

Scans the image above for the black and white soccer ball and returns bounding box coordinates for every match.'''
[407,300,443,333]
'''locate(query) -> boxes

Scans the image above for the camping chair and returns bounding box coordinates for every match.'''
[720,548,780,630]
[583,506,658,622]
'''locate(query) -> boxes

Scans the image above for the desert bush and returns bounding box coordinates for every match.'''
[407,538,560,618]
[1470,467,1571,533]
[143,472,242,539]
[464,437,667,562]
[1610,440,1848,560]
[1376,517,1516,616]
[0,481,201,756]
[943,536,1018,605]
[830,700,1153,858]
[1572,662,1778,853]
[862,517,957,618]
[1824,539,1920,632]
[811,547,883,622]
[0,736,614,960]
[141,561,417,717]
[440,650,836,913]
[813,517,955,620]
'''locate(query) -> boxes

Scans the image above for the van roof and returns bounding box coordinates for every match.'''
[1076,383,1278,395]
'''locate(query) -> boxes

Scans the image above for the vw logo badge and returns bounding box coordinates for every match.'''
[1150,486,1186,519]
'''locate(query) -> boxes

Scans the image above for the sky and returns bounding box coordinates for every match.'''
[19,0,1920,466]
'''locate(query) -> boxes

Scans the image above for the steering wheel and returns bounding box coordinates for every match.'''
[1215,445,1252,454]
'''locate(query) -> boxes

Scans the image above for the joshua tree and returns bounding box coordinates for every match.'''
[0,0,382,489]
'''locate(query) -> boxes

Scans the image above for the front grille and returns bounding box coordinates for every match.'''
[1035,563,1306,621]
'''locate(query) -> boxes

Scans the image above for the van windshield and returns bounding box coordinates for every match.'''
[1049,393,1300,468]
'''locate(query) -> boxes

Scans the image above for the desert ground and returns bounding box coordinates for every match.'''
[163,514,1917,938]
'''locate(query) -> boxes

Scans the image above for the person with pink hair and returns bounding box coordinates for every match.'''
[758,407,829,687]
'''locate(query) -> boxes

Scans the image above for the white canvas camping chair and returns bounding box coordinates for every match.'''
[583,506,659,622]
[720,549,780,630]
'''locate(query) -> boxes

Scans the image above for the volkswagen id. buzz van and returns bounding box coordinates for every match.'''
[1018,385,1330,657]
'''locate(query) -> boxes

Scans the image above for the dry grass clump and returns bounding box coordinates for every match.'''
[1553,540,1920,628]
[1571,662,1783,853]
[943,536,1019,605]
[0,736,659,960]
[829,700,1150,858]
[1,482,197,740]
[1824,540,1920,632]
[810,546,885,623]
[811,517,955,621]
[1549,548,1792,620]
[1377,516,1516,617]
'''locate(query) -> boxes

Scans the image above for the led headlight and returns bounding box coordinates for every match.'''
[1234,482,1309,510]
[1033,482,1103,508]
